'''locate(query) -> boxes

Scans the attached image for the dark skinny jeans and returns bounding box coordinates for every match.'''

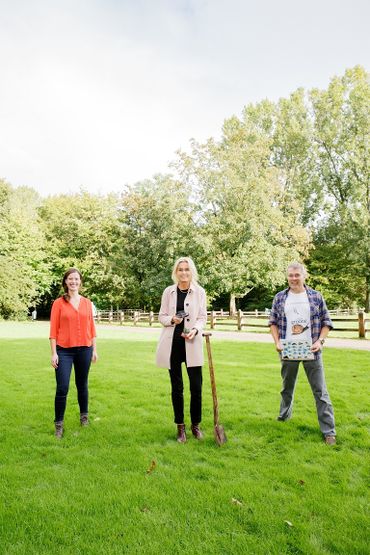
[54,345,93,422]
[169,336,202,425]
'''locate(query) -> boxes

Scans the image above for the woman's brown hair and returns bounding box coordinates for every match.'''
[62,268,82,301]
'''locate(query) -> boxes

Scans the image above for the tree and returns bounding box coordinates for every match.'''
[176,111,310,313]
[117,174,200,309]
[0,181,50,318]
[308,66,370,310]
[39,191,125,309]
[271,89,322,225]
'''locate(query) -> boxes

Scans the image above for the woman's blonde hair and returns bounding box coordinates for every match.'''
[171,257,199,285]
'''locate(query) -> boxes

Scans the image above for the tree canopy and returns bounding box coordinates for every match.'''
[0,66,368,318]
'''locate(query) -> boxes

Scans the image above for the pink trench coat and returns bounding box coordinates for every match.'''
[156,283,207,369]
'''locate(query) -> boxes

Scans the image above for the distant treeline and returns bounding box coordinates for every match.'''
[0,66,369,318]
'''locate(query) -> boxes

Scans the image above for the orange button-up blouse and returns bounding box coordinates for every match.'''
[49,296,96,348]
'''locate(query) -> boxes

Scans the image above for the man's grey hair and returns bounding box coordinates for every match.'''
[287,262,308,279]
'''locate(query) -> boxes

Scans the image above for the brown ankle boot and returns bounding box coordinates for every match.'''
[80,413,89,426]
[177,424,186,443]
[55,421,64,438]
[191,424,204,440]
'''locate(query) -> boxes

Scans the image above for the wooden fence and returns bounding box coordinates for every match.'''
[95,309,369,338]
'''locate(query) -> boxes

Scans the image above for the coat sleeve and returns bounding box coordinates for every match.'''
[158,288,175,327]
[193,287,207,333]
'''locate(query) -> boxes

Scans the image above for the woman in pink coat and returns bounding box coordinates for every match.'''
[156,257,207,443]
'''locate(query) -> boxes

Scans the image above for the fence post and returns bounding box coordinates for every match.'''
[109,311,113,324]
[149,311,154,326]
[358,311,365,338]
[133,311,139,326]
[97,310,101,323]
[237,309,243,331]
[210,310,216,329]
[119,310,124,325]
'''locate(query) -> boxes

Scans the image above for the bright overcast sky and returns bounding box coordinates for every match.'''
[0,0,369,196]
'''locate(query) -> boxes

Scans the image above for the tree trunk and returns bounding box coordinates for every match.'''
[230,289,254,316]
[230,294,237,317]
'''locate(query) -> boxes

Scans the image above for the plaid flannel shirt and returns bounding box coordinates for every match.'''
[268,286,333,360]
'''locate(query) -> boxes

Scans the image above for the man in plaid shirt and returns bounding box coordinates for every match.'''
[269,262,336,445]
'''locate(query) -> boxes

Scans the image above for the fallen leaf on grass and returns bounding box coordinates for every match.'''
[140,506,150,513]
[231,498,243,506]
[146,460,156,474]
[284,520,293,527]
[298,479,305,486]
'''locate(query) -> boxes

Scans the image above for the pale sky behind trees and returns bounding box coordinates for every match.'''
[0,0,369,196]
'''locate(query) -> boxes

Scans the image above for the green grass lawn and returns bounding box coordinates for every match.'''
[0,323,369,554]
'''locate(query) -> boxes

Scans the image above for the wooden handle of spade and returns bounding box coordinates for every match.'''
[203,332,219,426]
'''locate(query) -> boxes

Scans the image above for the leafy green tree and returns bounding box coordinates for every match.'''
[39,191,125,309]
[272,90,322,225]
[226,67,369,310]
[0,181,50,318]
[117,174,201,309]
[176,113,310,313]
[307,221,366,308]
[308,66,370,310]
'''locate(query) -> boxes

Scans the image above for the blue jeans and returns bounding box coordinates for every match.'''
[55,346,93,422]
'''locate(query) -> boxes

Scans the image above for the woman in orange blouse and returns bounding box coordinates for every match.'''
[49,268,98,438]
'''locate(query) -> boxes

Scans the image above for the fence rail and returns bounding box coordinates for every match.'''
[95,309,369,338]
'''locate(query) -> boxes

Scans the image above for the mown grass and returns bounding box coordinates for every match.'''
[0,323,369,554]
